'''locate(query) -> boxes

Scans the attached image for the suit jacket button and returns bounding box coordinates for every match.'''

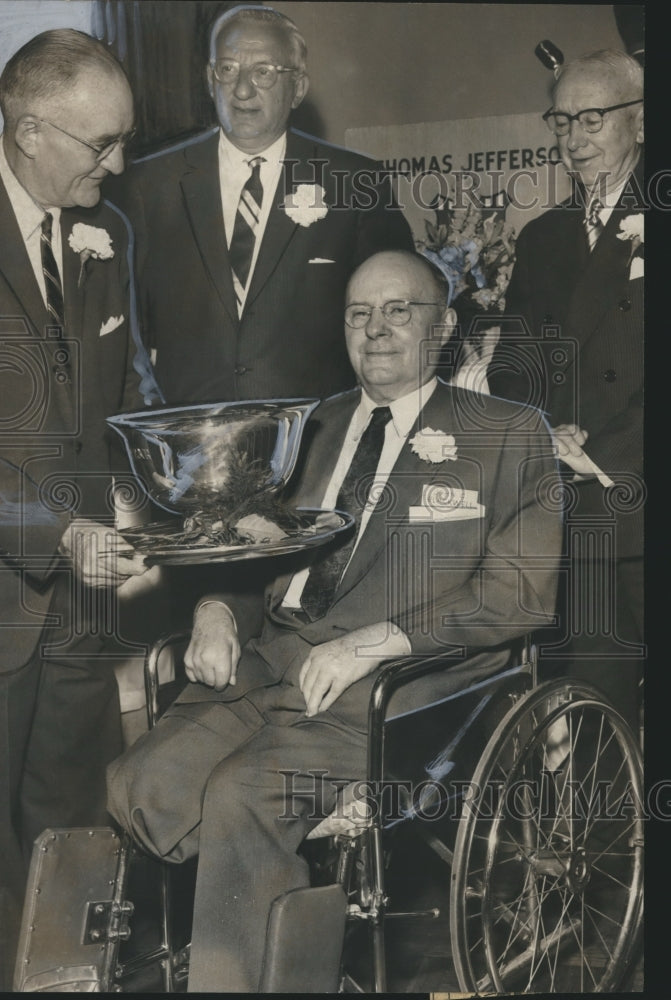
[235,365,248,376]
[602,369,617,382]
[74,441,83,454]
[618,298,631,311]
[543,314,553,323]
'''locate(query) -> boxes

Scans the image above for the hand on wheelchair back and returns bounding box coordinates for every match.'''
[184,602,240,690]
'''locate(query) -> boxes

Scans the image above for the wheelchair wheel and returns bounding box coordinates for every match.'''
[450,679,643,993]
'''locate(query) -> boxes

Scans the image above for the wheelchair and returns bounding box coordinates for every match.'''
[14,632,643,994]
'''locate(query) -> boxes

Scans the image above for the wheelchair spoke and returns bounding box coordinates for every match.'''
[450,680,643,994]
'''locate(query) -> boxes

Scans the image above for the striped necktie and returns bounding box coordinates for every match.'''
[300,406,393,621]
[40,211,64,328]
[229,156,265,316]
[584,197,604,252]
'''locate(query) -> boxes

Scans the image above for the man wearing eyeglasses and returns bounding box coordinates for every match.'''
[489,49,644,730]
[0,29,157,986]
[108,249,561,992]
[114,4,413,407]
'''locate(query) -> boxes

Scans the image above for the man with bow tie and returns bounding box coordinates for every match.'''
[113,4,413,407]
[488,49,644,730]
[108,249,561,993]
[0,29,156,985]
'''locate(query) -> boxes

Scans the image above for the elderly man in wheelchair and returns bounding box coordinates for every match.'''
[14,251,643,993]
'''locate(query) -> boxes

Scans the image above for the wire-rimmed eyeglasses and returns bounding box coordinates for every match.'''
[345,300,443,329]
[542,99,643,136]
[210,59,299,89]
[38,118,136,163]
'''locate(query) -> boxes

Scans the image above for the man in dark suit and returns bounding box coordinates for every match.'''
[0,29,153,985]
[116,4,414,406]
[108,250,561,992]
[489,49,644,730]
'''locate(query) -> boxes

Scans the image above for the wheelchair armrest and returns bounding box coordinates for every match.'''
[144,629,192,729]
[367,636,535,785]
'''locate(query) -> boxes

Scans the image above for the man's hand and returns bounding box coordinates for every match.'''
[59,518,147,587]
[184,602,240,691]
[551,424,594,479]
[299,622,411,717]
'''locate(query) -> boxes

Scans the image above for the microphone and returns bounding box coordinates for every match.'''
[535,39,564,77]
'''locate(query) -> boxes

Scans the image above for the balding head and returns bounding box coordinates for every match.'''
[344,251,456,404]
[0,28,133,208]
[0,29,129,127]
[550,48,643,193]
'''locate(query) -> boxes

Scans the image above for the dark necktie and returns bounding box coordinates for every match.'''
[229,156,265,315]
[301,406,392,620]
[40,211,64,328]
[584,197,604,252]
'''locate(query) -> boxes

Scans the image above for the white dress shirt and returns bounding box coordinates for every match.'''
[588,175,631,228]
[282,378,440,608]
[217,129,286,310]
[0,136,63,309]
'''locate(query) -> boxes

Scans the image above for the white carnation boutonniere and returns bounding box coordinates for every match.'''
[616,213,644,281]
[283,183,328,227]
[409,428,458,464]
[68,223,114,287]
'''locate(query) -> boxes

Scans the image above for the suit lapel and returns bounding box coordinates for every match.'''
[0,176,50,336]
[61,213,86,341]
[180,131,238,323]
[245,130,317,310]
[566,167,643,348]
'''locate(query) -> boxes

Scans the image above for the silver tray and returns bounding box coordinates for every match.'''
[119,507,354,565]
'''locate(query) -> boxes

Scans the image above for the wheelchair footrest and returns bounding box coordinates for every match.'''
[259,884,347,993]
[13,827,132,992]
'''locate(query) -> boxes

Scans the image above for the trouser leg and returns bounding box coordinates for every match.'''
[106,696,270,862]
[0,661,41,991]
[187,709,367,993]
[565,557,643,732]
[20,651,123,850]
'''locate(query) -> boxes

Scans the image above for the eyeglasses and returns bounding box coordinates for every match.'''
[542,99,643,136]
[210,59,298,89]
[345,300,442,329]
[38,118,136,163]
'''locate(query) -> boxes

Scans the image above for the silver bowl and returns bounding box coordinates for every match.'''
[107,398,319,515]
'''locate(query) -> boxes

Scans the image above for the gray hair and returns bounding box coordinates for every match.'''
[0,28,128,126]
[209,4,307,73]
[552,48,643,101]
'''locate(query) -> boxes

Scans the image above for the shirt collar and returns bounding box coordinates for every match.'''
[585,171,635,212]
[218,128,287,171]
[359,378,439,438]
[0,135,61,240]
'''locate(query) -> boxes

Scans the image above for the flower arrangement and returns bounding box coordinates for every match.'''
[417,197,516,353]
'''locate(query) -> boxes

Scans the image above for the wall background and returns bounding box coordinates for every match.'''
[0,2,625,146]
[272,2,624,148]
[0,1,93,129]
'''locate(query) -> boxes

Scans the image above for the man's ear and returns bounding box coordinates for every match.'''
[437,306,458,345]
[13,115,41,158]
[206,63,215,100]
[634,105,644,145]
[291,72,309,110]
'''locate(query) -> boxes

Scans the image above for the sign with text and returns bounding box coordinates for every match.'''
[346,111,572,243]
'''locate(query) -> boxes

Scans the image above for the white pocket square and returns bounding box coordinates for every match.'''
[408,504,485,522]
[100,314,124,336]
[409,485,485,522]
[308,257,336,264]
